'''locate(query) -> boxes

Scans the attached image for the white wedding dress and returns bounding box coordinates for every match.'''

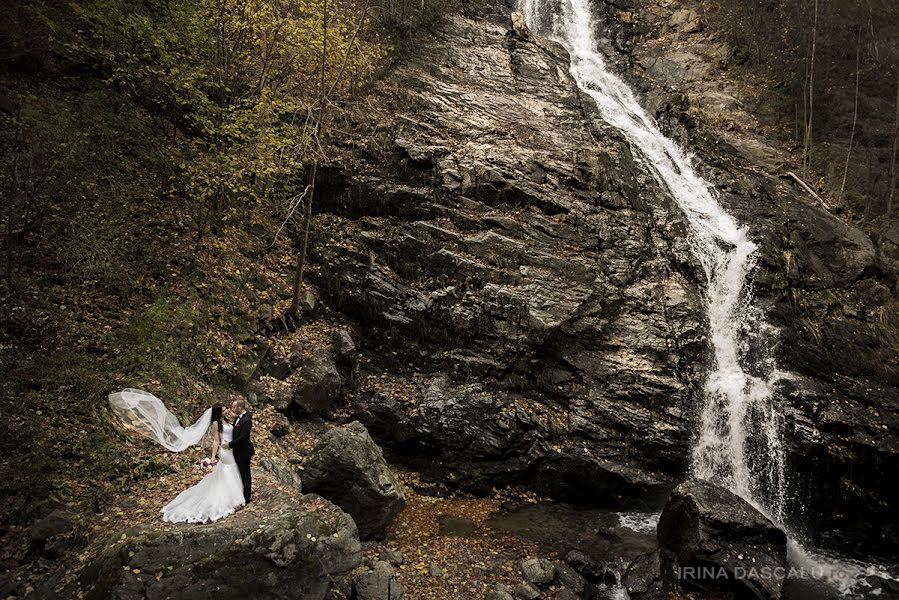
[161,423,246,523]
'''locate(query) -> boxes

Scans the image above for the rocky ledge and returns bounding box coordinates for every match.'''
[34,475,360,600]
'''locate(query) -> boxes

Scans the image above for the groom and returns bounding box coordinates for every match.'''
[222,399,254,503]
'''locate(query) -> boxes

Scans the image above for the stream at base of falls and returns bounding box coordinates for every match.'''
[474,502,898,599]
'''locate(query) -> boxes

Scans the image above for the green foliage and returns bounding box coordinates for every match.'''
[1,94,83,262]
[106,293,204,384]
[70,0,389,223]
[129,454,177,482]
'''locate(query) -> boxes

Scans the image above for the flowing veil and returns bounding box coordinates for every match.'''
[108,388,212,452]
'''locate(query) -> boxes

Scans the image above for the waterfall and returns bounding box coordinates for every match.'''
[511,1,899,594]
[516,0,786,519]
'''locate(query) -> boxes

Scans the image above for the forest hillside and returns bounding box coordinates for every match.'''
[1,0,897,597]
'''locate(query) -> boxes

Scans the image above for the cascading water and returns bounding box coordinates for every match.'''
[516,0,786,517]
[515,0,899,595]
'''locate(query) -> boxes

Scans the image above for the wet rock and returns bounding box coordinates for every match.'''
[510,11,528,38]
[289,343,304,368]
[565,550,603,580]
[320,12,704,507]
[658,480,787,600]
[631,0,898,554]
[303,422,405,540]
[622,552,662,599]
[270,413,292,437]
[259,456,302,492]
[30,510,80,558]
[264,354,293,379]
[521,558,555,585]
[353,375,680,506]
[50,487,359,600]
[864,574,899,596]
[379,549,403,566]
[292,346,342,416]
[486,583,515,600]
[352,561,403,600]
[553,561,586,595]
[310,3,897,557]
[512,582,541,600]
[332,329,357,361]
[780,576,842,600]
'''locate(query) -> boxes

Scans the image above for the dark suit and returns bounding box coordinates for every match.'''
[230,411,255,503]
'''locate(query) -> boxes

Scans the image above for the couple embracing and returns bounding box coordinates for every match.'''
[109,390,255,524]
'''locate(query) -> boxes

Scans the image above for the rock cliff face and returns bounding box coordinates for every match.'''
[317,9,709,507]
[309,1,897,554]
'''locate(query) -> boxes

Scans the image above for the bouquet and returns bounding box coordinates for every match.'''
[197,458,218,475]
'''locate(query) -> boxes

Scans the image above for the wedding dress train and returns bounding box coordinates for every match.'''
[161,422,245,523]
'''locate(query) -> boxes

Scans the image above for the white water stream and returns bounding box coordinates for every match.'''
[517,0,784,512]
[515,0,896,596]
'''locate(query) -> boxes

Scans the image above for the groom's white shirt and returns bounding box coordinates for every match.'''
[234,410,247,426]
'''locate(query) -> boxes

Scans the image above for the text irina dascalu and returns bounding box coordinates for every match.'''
[674,565,848,581]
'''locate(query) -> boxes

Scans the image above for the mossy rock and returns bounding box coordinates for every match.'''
[43,485,360,600]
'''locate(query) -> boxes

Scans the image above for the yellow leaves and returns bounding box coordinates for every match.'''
[75,0,389,213]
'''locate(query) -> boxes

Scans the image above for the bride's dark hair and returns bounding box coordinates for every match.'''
[211,404,224,434]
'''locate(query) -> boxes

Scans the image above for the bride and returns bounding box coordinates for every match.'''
[108,389,245,523]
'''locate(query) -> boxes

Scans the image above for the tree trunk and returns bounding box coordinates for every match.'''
[840,31,862,200]
[5,156,19,293]
[888,75,899,214]
[287,0,328,316]
[288,161,316,314]
[802,0,819,176]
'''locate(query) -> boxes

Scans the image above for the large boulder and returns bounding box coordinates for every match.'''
[49,486,360,600]
[292,346,342,416]
[303,421,406,540]
[657,480,787,600]
[30,510,80,559]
